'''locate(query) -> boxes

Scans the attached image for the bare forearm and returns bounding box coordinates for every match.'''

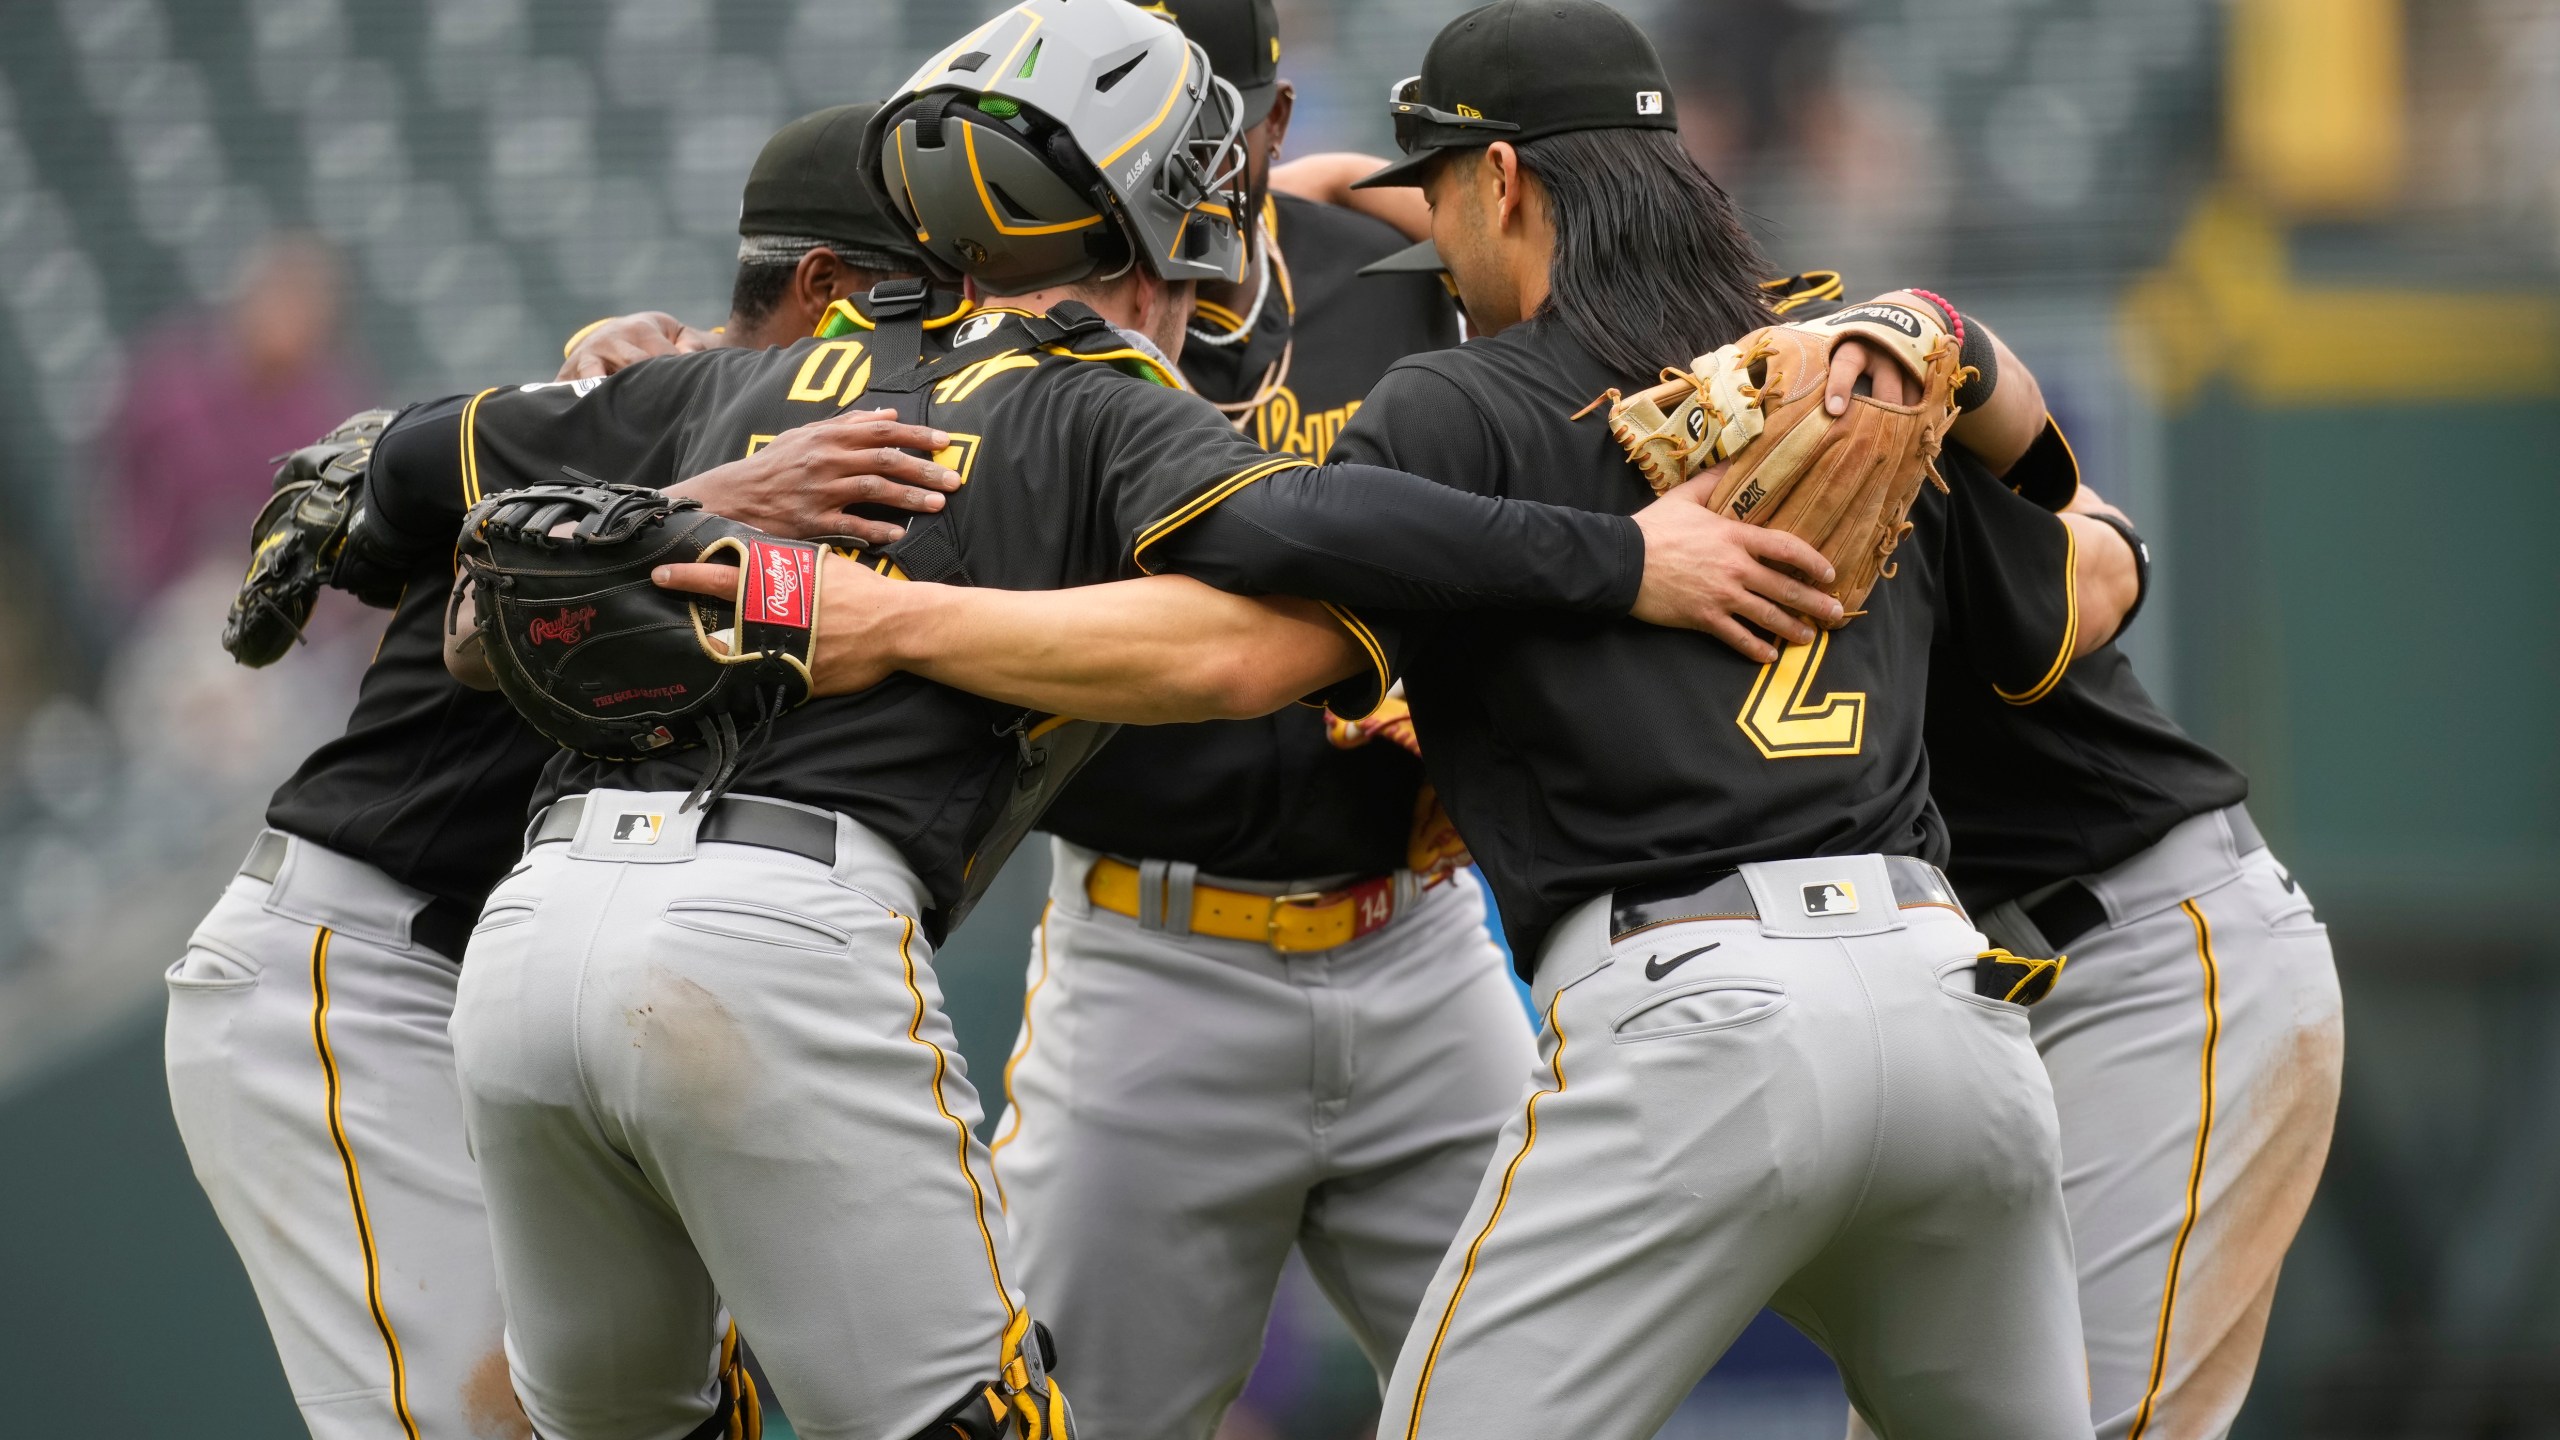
[2060,512,2138,656]
[862,575,1362,723]
[443,575,499,690]
[1270,153,1431,241]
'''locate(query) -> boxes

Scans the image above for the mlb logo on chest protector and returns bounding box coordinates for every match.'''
[1802,881,1858,916]
[952,313,1003,346]
[613,813,665,844]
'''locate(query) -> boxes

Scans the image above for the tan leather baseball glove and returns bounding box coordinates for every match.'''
[1598,290,1970,624]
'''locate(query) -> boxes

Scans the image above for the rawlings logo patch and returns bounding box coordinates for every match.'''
[745,541,816,628]
[527,605,597,646]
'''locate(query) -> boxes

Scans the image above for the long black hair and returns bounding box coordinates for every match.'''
[1511,128,1774,380]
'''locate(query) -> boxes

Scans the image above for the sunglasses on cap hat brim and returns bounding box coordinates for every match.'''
[1387,74,1519,151]
[1354,76,1519,189]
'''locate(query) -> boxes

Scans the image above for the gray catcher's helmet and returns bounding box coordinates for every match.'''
[862,0,1248,292]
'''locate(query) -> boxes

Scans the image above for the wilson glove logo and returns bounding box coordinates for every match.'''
[527,605,597,646]
[1825,304,1923,339]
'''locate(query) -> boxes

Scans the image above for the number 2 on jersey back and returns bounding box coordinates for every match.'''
[1736,633,1866,759]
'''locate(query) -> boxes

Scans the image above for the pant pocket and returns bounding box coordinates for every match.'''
[1610,979,1789,1042]
[472,900,541,936]
[662,898,851,953]
[166,941,262,991]
[1934,956,2033,1019]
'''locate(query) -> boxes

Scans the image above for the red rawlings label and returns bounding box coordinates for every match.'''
[742,540,815,629]
[527,605,597,646]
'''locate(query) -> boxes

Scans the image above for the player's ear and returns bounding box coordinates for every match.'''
[1486,142,1523,229]
[1259,82,1295,163]
[793,246,848,316]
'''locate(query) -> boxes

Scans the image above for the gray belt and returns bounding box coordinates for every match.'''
[1611,855,1964,942]
[2023,803,2263,950]
[529,794,838,867]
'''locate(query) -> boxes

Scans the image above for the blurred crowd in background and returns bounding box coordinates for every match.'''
[0,0,2554,1436]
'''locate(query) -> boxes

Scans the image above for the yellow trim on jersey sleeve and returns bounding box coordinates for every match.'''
[1130,455,1314,573]
[458,387,498,509]
[1996,518,2079,705]
[1317,602,1393,721]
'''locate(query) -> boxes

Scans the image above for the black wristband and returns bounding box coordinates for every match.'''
[2083,510,2150,635]
[1953,312,1998,412]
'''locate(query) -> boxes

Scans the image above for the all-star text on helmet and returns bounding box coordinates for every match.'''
[861,0,1249,293]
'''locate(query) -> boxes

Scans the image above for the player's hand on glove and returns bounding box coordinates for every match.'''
[557,311,718,381]
[1629,476,1843,663]
[1824,336,1911,411]
[655,549,903,697]
[1601,290,1968,633]
[664,410,961,548]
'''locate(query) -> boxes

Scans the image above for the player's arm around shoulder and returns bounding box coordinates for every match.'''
[652,555,1367,724]
[1272,152,1431,242]
[1921,316,2139,661]
[2057,480,2142,656]
[558,311,720,381]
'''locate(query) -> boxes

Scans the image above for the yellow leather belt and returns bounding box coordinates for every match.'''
[1087,856,1401,954]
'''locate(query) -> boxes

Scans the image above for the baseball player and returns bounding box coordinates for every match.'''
[347,5,1840,1434]
[170,111,966,1440]
[720,2,2150,1434]
[559,102,973,382]
[1896,463,2344,1438]
[982,6,1520,1438]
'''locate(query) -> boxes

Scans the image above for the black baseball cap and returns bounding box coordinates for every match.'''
[1352,0,1677,191]
[739,103,928,271]
[1135,0,1284,129]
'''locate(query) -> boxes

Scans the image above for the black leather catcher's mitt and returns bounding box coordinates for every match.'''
[458,480,825,809]
[223,408,414,666]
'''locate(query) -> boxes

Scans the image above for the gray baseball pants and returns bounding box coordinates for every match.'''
[990,839,1537,1440]
[1980,806,2342,1440]
[450,791,1033,1440]
[165,831,519,1440]
[1379,853,2096,1440]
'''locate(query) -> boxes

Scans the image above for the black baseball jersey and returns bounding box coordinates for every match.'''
[1765,294,2254,907]
[1926,642,2248,909]
[362,307,1640,935]
[1327,312,2084,971]
[1039,195,1461,880]
[264,578,561,913]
